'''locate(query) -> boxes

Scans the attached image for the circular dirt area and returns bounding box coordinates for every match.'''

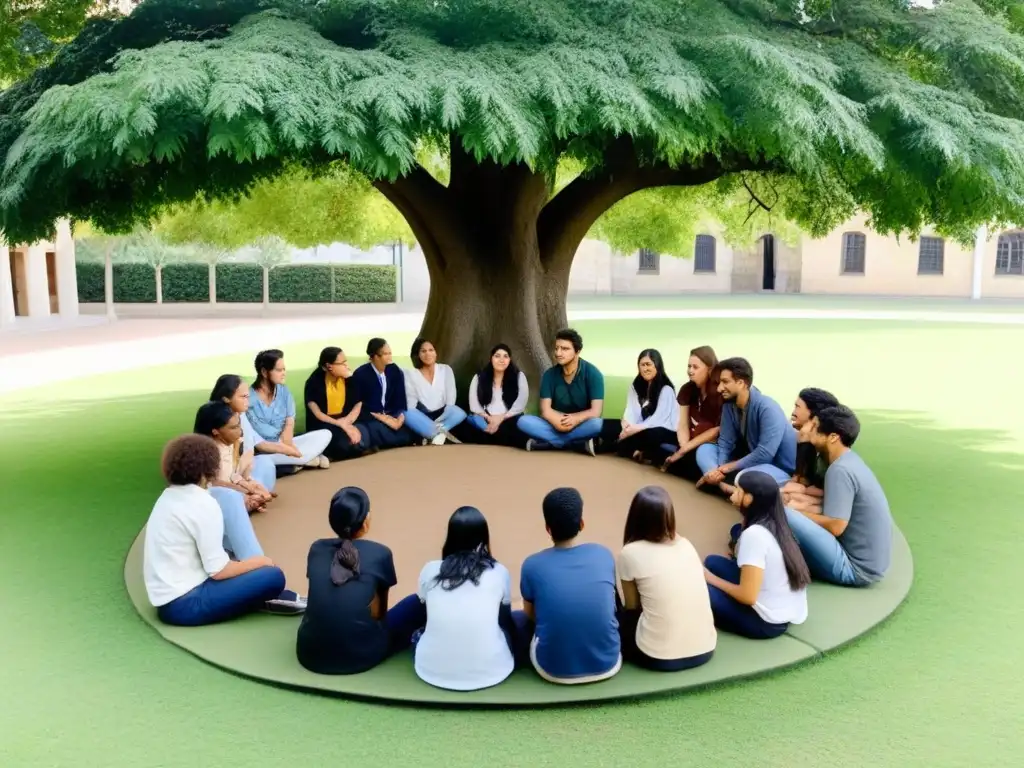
[124,445,914,707]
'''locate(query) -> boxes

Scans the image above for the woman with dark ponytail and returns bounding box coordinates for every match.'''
[296,487,426,675]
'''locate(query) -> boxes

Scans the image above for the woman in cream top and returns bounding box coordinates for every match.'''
[465,343,530,448]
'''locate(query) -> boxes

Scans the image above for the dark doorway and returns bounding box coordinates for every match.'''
[46,251,58,313]
[10,251,26,316]
[761,234,776,291]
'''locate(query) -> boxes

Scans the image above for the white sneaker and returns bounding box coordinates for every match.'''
[431,433,447,446]
[319,455,330,468]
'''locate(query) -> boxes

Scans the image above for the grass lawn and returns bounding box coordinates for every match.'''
[1,316,1022,767]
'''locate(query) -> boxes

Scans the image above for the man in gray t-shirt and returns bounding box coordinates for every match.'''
[784,405,893,586]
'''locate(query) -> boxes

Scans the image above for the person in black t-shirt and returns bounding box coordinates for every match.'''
[783,388,839,516]
[296,486,425,675]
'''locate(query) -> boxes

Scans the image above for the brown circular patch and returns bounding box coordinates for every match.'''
[251,445,740,602]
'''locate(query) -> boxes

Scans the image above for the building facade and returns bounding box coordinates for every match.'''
[1,219,80,327]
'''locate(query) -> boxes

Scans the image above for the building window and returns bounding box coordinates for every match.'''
[694,235,716,273]
[917,236,945,275]
[841,232,866,274]
[638,248,659,274]
[996,232,1024,275]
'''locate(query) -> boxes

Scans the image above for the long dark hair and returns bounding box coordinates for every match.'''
[434,506,496,591]
[209,374,243,403]
[632,349,674,420]
[794,387,840,481]
[623,486,676,545]
[253,349,284,395]
[318,346,342,371]
[328,487,371,586]
[736,471,811,591]
[476,343,521,410]
[193,400,233,437]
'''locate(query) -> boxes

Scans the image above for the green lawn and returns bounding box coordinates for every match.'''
[2,316,1022,767]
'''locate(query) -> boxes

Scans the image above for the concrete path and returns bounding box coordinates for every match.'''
[2,305,1022,395]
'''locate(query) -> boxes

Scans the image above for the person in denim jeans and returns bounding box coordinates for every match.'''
[518,328,604,455]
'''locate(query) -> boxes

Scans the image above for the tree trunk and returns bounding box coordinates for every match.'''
[155,265,163,304]
[104,246,116,320]
[208,263,217,305]
[261,266,269,312]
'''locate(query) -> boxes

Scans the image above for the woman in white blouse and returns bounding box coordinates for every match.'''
[403,337,468,445]
[466,343,530,447]
[606,349,680,461]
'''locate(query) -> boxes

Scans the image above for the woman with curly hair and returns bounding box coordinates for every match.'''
[143,435,304,626]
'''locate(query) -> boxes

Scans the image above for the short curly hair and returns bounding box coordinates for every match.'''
[161,434,222,486]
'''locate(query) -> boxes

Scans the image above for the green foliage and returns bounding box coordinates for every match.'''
[268,265,332,302]
[333,265,395,303]
[112,262,155,302]
[214,263,262,302]
[3,0,1024,249]
[75,261,104,302]
[162,262,209,302]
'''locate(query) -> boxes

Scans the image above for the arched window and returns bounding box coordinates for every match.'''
[917,236,945,275]
[841,232,866,274]
[996,232,1024,275]
[693,234,716,273]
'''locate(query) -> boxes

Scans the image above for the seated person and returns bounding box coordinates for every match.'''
[303,346,372,462]
[192,401,272,560]
[617,486,716,670]
[784,387,839,514]
[350,338,415,450]
[785,406,893,586]
[209,374,277,493]
[297,487,427,674]
[661,345,723,481]
[704,471,811,639]
[518,328,604,455]
[248,349,332,470]
[520,487,621,684]
[403,337,467,445]
[144,435,302,627]
[413,507,527,691]
[465,343,530,448]
[696,357,796,496]
[600,349,679,461]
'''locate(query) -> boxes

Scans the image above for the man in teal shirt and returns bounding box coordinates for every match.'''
[517,329,604,455]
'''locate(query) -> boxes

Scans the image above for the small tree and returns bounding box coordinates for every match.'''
[121,228,176,304]
[73,223,129,319]
[251,235,289,311]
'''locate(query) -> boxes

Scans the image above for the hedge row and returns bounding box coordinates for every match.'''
[76,263,397,303]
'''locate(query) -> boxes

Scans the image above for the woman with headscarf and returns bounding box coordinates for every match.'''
[296,486,426,674]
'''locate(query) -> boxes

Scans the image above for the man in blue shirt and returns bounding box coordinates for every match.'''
[695,357,796,497]
[520,487,622,684]
[517,328,604,455]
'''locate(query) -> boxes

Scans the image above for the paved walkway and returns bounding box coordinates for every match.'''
[2,304,1022,395]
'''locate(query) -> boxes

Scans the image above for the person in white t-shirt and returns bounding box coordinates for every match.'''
[466,343,530,448]
[601,349,680,461]
[703,470,811,639]
[403,337,467,445]
[143,434,302,626]
[412,506,528,691]
[617,485,717,671]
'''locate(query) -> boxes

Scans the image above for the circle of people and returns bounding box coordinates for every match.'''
[143,328,894,690]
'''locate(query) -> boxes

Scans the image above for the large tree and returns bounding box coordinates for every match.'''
[3,0,1024,382]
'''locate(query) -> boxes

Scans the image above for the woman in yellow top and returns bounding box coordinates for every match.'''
[303,347,371,461]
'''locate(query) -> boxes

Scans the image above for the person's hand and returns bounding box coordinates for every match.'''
[282,442,302,459]
[559,413,577,430]
[485,415,502,434]
[661,451,681,472]
[703,567,716,584]
[344,425,362,445]
[254,555,275,568]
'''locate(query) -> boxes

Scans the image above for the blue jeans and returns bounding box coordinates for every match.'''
[157,566,286,626]
[784,508,859,585]
[704,555,789,639]
[404,405,468,439]
[694,444,791,485]
[250,455,277,493]
[207,486,264,560]
[517,415,603,449]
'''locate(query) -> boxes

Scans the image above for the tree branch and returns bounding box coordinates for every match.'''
[538,137,781,270]
[373,165,452,273]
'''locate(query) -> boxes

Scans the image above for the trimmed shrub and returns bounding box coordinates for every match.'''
[333,265,396,303]
[76,262,105,302]
[269,264,333,302]
[215,264,263,302]
[163,263,210,302]
[113,263,156,303]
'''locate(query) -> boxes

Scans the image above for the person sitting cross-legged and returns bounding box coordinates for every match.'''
[783,387,840,514]
[144,435,304,627]
[600,349,679,462]
[696,357,796,497]
[303,346,372,462]
[520,487,622,685]
[518,328,604,455]
[617,486,716,671]
[704,470,811,639]
[350,338,416,451]
[209,374,278,493]
[402,337,468,446]
[659,345,723,481]
[785,405,893,587]
[465,343,530,448]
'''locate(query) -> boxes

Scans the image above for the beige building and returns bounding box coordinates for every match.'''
[1,219,80,327]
